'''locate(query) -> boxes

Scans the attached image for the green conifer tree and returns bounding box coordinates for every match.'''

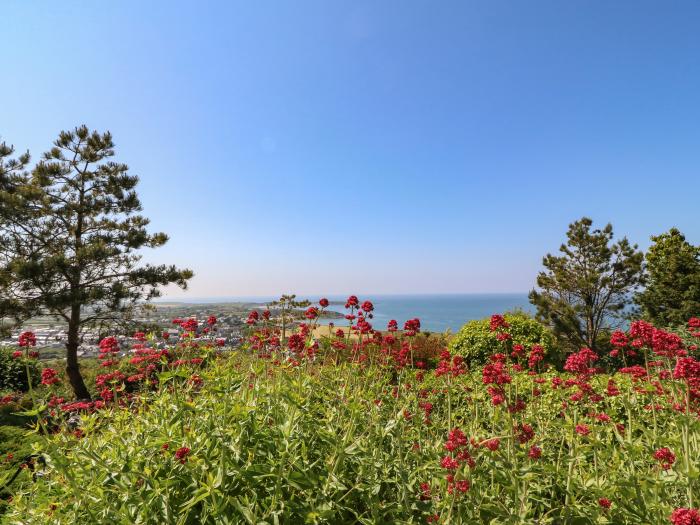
[635,228,700,327]
[529,217,643,352]
[0,126,192,399]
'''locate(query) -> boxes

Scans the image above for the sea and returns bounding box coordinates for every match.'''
[161,294,534,333]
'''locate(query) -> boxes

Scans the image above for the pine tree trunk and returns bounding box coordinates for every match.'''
[66,314,91,400]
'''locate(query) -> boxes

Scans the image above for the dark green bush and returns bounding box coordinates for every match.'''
[0,348,39,392]
[449,312,559,367]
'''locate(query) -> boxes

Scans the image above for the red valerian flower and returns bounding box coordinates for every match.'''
[174,447,191,464]
[452,479,470,493]
[674,357,700,381]
[41,368,60,386]
[99,337,120,356]
[653,447,676,470]
[440,455,459,470]
[484,438,500,451]
[528,345,545,369]
[18,331,36,347]
[564,348,599,375]
[670,508,700,525]
[610,331,628,347]
[419,482,432,500]
[404,318,421,336]
[345,295,359,308]
[575,424,590,436]
[133,332,146,342]
[361,300,374,313]
[181,318,198,332]
[387,320,398,332]
[12,351,22,359]
[514,423,535,444]
[511,344,525,359]
[435,350,466,378]
[207,315,217,326]
[482,360,512,385]
[162,331,170,340]
[599,498,612,509]
[528,445,542,459]
[246,311,259,325]
[489,314,509,332]
[305,307,319,320]
[319,298,329,308]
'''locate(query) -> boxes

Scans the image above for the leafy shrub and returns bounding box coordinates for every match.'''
[0,348,39,392]
[449,312,558,366]
[7,352,699,524]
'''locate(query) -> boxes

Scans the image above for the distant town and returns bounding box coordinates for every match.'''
[0,301,344,359]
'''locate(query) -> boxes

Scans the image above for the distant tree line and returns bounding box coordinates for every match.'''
[530,217,700,353]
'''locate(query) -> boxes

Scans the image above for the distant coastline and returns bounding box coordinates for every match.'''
[155,293,534,332]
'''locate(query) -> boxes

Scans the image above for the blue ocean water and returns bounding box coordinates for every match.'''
[319,294,534,333]
[163,294,534,333]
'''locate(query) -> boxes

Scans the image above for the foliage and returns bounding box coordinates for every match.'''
[0,425,39,516]
[0,348,39,392]
[529,217,644,353]
[3,298,700,524]
[0,126,193,399]
[449,312,558,367]
[636,228,700,327]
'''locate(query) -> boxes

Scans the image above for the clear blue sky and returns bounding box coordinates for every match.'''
[2,1,699,297]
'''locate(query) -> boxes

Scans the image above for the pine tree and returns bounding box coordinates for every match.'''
[529,217,643,352]
[635,228,700,327]
[0,126,192,399]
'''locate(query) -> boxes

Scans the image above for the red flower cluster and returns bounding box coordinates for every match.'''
[575,424,590,436]
[528,344,545,370]
[653,447,676,470]
[345,295,359,308]
[624,320,686,358]
[441,428,474,495]
[403,318,421,336]
[482,358,512,386]
[489,315,509,332]
[18,331,36,347]
[98,337,120,364]
[528,445,542,459]
[564,348,598,375]
[174,446,191,464]
[41,368,60,386]
[180,318,198,333]
[435,350,466,378]
[514,423,535,444]
[670,508,700,525]
[246,311,259,325]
